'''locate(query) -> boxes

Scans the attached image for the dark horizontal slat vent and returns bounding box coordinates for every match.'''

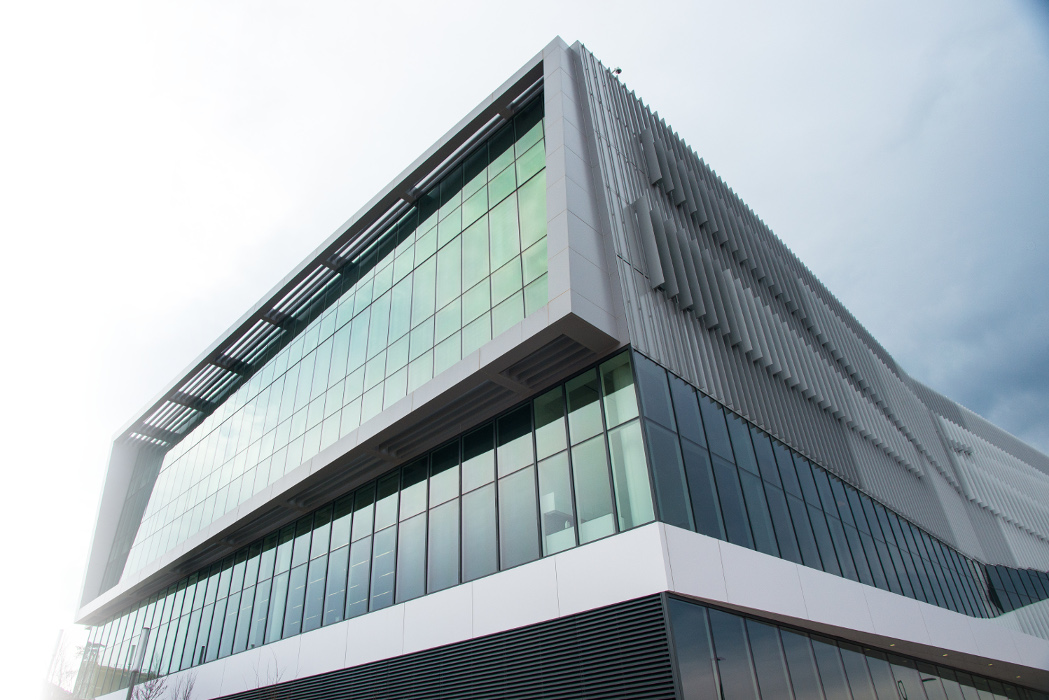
[215,595,674,700]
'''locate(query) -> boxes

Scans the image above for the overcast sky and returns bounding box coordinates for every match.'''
[2,1,1047,695]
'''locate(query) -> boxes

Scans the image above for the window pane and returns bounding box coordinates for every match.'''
[429,442,460,507]
[302,555,327,633]
[330,494,353,551]
[708,609,760,700]
[265,572,288,643]
[780,630,826,700]
[400,459,428,520]
[231,586,255,654]
[601,353,639,428]
[534,386,568,460]
[370,527,397,611]
[352,484,376,542]
[739,470,778,557]
[699,396,733,461]
[428,499,460,592]
[462,424,495,492]
[323,546,349,626]
[810,636,853,700]
[462,483,498,581]
[838,643,878,700]
[634,354,675,430]
[745,619,794,700]
[608,419,655,531]
[345,536,371,619]
[681,440,725,539]
[538,452,576,555]
[726,414,759,476]
[373,474,399,532]
[572,435,616,543]
[712,454,754,549]
[646,420,694,531]
[282,564,307,638]
[765,484,802,565]
[396,513,426,603]
[566,369,603,445]
[669,374,704,447]
[248,579,271,650]
[667,599,719,700]
[498,465,540,569]
[497,405,533,477]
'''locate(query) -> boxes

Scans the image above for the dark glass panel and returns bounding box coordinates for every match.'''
[751,431,781,488]
[838,642,877,700]
[302,555,327,633]
[780,629,826,700]
[322,545,349,626]
[712,454,754,549]
[916,662,949,700]
[774,441,803,498]
[204,597,226,662]
[787,493,824,570]
[826,515,859,582]
[888,655,930,700]
[669,374,705,447]
[345,536,371,619]
[498,465,540,568]
[309,505,333,560]
[428,499,460,592]
[708,609,760,700]
[538,452,576,555]
[230,550,248,594]
[808,504,841,576]
[793,455,822,507]
[497,405,534,477]
[681,440,726,539]
[370,526,397,610]
[844,524,874,586]
[739,470,779,557]
[699,395,733,461]
[811,635,854,699]
[666,598,719,700]
[859,530,888,590]
[645,420,693,531]
[745,619,795,700]
[462,483,498,581]
[829,479,855,527]
[217,557,235,598]
[765,484,803,565]
[634,353,675,430]
[864,649,906,700]
[726,414,760,476]
[462,423,495,492]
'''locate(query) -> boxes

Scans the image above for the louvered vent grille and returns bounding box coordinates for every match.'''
[215,595,674,700]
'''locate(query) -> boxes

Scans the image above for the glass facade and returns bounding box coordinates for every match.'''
[634,351,1049,621]
[77,353,653,697]
[667,596,1047,700]
[123,99,549,579]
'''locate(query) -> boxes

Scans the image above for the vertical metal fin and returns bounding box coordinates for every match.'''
[633,198,665,289]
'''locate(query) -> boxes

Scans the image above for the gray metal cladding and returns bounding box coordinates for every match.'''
[570,42,1049,568]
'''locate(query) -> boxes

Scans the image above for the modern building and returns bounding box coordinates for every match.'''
[74,37,1049,699]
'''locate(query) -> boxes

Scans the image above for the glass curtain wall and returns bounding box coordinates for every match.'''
[633,351,1049,622]
[124,99,549,579]
[78,353,653,698]
[667,596,1047,700]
